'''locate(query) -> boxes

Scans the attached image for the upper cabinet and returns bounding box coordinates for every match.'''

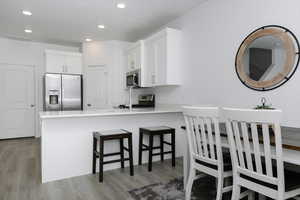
[126,41,144,72]
[45,50,82,74]
[142,28,182,87]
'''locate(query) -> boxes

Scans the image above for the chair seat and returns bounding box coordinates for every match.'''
[93,129,129,137]
[140,126,174,132]
[240,169,300,192]
[195,153,232,171]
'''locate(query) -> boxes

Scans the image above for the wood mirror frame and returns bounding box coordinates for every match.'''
[235,25,300,91]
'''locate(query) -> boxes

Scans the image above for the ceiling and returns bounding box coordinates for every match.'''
[0,0,205,47]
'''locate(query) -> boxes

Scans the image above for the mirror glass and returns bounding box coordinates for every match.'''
[243,35,286,82]
[235,26,299,91]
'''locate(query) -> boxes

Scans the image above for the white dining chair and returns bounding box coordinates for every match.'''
[183,106,233,200]
[223,108,300,200]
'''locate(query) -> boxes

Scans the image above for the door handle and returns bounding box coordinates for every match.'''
[87,104,91,107]
[30,104,35,107]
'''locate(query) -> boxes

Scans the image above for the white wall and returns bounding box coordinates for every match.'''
[0,37,80,136]
[153,0,300,127]
[82,41,130,107]
[82,40,154,107]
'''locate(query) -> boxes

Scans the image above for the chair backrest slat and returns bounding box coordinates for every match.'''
[183,106,222,168]
[205,118,216,160]
[198,117,209,158]
[241,122,253,170]
[193,117,203,156]
[186,117,198,155]
[262,124,273,177]
[232,121,246,168]
[223,108,284,189]
[251,123,263,173]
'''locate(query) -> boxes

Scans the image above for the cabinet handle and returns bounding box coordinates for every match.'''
[87,104,92,107]
[65,66,68,73]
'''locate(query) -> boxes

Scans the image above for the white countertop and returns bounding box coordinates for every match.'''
[39,104,183,120]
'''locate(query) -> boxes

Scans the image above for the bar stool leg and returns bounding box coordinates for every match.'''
[160,134,164,162]
[128,134,134,176]
[120,138,124,169]
[92,137,97,174]
[138,130,143,165]
[148,135,153,171]
[99,137,104,182]
[171,131,176,167]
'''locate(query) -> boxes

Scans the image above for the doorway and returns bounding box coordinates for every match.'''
[0,64,36,139]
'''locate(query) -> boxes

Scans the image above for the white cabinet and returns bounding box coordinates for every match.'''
[45,50,82,74]
[143,28,181,87]
[126,41,144,72]
[65,55,82,74]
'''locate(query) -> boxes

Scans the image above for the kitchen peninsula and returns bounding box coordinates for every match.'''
[39,105,185,183]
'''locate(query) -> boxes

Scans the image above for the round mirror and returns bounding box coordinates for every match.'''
[235,25,300,91]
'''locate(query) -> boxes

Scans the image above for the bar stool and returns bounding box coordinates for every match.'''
[92,129,134,182]
[138,126,176,171]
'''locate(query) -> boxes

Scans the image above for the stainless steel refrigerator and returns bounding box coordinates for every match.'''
[44,73,83,111]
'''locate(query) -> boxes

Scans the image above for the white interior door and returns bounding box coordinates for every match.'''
[0,64,36,139]
[86,65,108,110]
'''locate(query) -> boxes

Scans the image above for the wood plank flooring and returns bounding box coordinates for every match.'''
[0,138,183,200]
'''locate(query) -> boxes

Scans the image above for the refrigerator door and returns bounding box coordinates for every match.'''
[61,74,82,111]
[44,74,62,111]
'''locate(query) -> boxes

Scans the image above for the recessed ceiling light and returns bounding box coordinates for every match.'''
[22,10,32,16]
[85,38,92,42]
[117,3,126,8]
[97,25,105,29]
[24,29,32,33]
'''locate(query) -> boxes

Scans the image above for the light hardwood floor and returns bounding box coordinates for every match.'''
[0,138,183,200]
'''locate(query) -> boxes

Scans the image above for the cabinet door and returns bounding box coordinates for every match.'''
[153,36,167,86]
[144,40,156,87]
[134,46,141,69]
[127,51,135,71]
[46,53,65,73]
[65,55,82,74]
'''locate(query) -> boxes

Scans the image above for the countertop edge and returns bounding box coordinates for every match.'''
[39,110,183,120]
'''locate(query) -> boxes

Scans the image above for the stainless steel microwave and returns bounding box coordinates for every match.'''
[126,69,140,88]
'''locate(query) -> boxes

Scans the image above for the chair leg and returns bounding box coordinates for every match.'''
[128,134,134,176]
[148,135,153,171]
[138,130,143,165]
[99,138,104,182]
[216,175,224,200]
[171,132,176,167]
[231,182,241,200]
[120,138,124,169]
[92,137,97,174]
[185,166,196,200]
[160,134,164,162]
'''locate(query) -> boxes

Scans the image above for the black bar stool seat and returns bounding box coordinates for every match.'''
[138,126,176,171]
[92,129,134,182]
